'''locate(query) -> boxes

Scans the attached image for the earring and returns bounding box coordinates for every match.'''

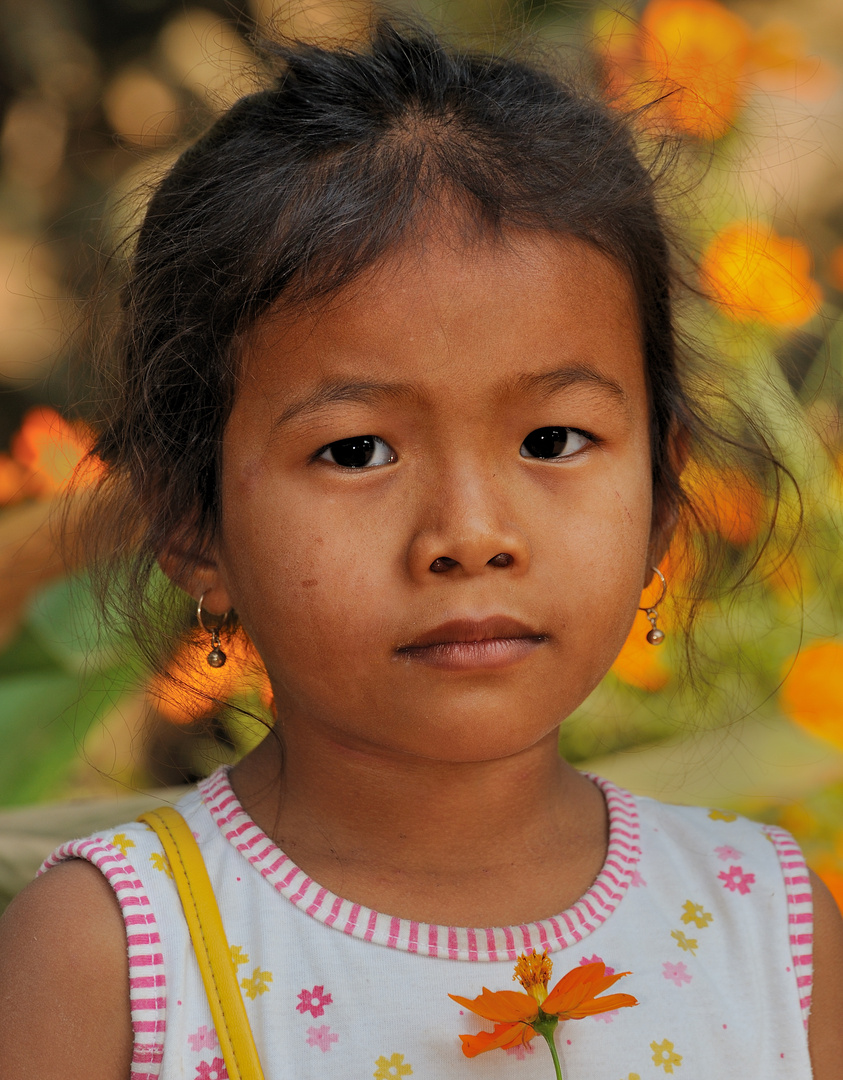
[639,567,667,645]
[197,593,229,668]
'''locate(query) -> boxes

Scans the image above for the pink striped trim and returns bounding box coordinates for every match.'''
[40,837,167,1080]
[198,767,640,962]
[764,825,813,1031]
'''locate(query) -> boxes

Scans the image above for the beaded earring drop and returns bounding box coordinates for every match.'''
[197,593,230,667]
[639,567,667,645]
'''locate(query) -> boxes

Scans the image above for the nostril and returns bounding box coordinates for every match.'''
[430,556,458,573]
[488,552,514,568]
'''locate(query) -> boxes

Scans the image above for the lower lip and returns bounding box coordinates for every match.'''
[397,637,545,671]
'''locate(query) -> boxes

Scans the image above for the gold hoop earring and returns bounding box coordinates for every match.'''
[639,567,667,645]
[197,593,230,668]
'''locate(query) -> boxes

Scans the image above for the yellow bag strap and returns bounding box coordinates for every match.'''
[137,807,265,1080]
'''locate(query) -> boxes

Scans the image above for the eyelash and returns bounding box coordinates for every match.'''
[315,427,595,470]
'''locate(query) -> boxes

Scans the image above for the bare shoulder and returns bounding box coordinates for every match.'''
[0,859,132,1080]
[807,869,843,1080]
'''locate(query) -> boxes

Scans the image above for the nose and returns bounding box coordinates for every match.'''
[407,469,530,579]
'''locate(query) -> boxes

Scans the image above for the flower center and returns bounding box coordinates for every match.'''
[513,951,552,1005]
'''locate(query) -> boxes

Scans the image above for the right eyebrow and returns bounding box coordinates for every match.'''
[273,380,421,428]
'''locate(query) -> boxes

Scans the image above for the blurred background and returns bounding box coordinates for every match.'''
[0,0,843,911]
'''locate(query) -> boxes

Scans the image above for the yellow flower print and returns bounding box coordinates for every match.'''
[708,809,737,822]
[373,1052,413,1079]
[149,852,173,878]
[680,901,712,929]
[671,930,697,955]
[230,945,250,971]
[651,1039,682,1073]
[111,833,135,857]
[240,968,272,1000]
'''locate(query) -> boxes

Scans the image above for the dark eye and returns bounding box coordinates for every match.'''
[520,427,589,459]
[317,435,395,469]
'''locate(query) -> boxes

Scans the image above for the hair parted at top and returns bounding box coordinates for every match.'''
[86,16,785,662]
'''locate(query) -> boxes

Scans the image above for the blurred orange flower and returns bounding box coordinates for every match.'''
[1,406,100,506]
[148,632,270,724]
[701,223,822,326]
[611,609,671,692]
[641,0,751,138]
[780,641,843,751]
[682,462,763,546]
[0,453,43,506]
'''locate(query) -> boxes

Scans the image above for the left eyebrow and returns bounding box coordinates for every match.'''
[273,380,421,428]
[514,365,628,402]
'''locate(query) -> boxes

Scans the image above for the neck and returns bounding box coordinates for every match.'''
[229,725,609,927]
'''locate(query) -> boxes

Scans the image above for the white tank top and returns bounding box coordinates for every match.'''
[42,767,813,1080]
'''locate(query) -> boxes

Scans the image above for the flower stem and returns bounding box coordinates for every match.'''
[539,1030,564,1080]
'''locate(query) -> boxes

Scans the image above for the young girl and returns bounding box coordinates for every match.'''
[0,19,841,1080]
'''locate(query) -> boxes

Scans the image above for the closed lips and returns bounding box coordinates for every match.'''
[396,617,547,652]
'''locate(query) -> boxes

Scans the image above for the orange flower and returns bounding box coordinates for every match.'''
[148,631,270,724]
[10,406,100,494]
[681,461,763,546]
[780,640,843,751]
[701,223,822,327]
[611,609,671,692]
[450,954,636,1074]
[641,0,751,139]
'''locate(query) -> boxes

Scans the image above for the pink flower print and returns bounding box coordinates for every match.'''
[580,954,615,977]
[718,865,756,895]
[714,845,743,862]
[306,1025,339,1052]
[662,961,692,987]
[630,869,647,887]
[505,1042,535,1060]
[297,985,333,1017]
[195,1059,228,1080]
[188,1026,219,1053]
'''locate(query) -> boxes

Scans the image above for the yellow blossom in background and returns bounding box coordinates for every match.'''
[701,223,822,327]
[611,609,671,692]
[780,641,843,751]
[641,0,751,139]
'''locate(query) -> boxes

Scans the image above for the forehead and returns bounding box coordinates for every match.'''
[241,229,645,409]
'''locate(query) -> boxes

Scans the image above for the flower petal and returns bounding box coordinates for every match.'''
[448,989,539,1024]
[564,992,638,1018]
[543,962,634,1016]
[458,1022,535,1058]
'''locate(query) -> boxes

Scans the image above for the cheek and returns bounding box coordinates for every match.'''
[218,478,388,665]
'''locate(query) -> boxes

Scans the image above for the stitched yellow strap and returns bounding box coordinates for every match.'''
[138,807,265,1080]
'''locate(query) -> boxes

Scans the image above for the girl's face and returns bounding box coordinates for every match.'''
[206,230,656,763]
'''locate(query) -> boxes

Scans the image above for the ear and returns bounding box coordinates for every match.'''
[158,541,235,618]
[647,420,690,575]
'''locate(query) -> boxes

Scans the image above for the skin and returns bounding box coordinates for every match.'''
[0,229,841,1079]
